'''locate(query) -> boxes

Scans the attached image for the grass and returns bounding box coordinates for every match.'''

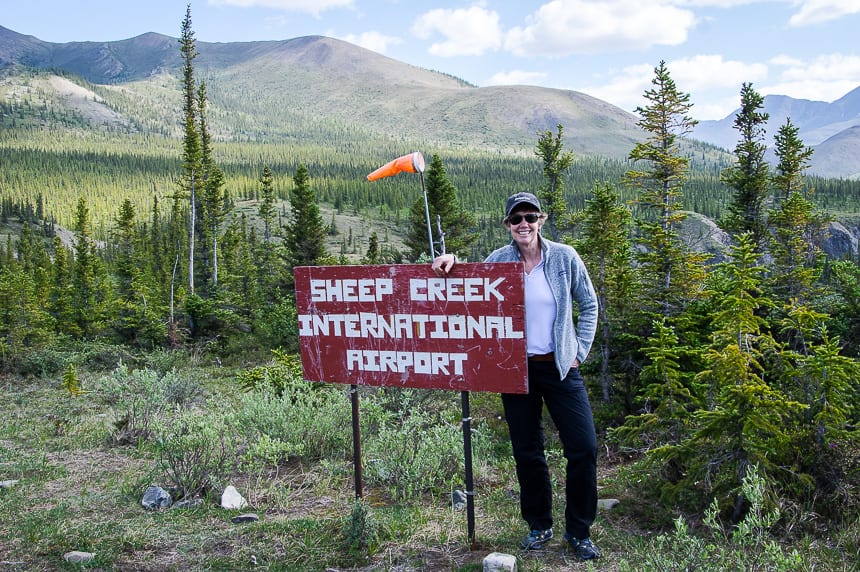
[0,356,857,571]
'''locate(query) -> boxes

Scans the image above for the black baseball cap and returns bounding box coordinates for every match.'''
[505,192,542,217]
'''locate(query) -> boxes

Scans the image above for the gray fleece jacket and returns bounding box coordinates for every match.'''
[485,236,598,378]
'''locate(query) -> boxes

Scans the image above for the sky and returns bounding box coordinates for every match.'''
[3,0,860,120]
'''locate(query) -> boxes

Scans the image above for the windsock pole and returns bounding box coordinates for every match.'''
[420,170,436,256]
[367,152,475,547]
[367,152,436,256]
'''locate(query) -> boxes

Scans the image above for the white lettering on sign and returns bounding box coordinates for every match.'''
[409,277,505,302]
[298,313,523,339]
[346,349,468,375]
[310,278,393,302]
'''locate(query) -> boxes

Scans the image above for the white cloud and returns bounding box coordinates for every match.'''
[339,31,402,54]
[670,55,768,91]
[208,0,354,17]
[775,53,860,81]
[670,0,762,6]
[575,63,655,114]
[412,6,503,56]
[788,0,860,26]
[768,54,805,68]
[485,70,548,86]
[575,56,770,119]
[670,56,768,118]
[504,0,697,56]
[764,53,860,101]
[695,96,745,120]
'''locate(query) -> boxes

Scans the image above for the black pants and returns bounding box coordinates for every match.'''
[501,362,598,539]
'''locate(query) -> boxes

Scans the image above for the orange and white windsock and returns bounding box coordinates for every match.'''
[366,151,425,181]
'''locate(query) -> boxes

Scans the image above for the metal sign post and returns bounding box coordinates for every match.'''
[350,384,362,499]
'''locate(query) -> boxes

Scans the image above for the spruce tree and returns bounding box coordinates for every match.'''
[258,165,276,247]
[768,192,828,302]
[48,236,78,337]
[364,231,381,265]
[626,60,704,319]
[536,124,574,241]
[179,5,201,294]
[0,263,52,362]
[16,222,36,274]
[148,195,165,290]
[109,199,164,347]
[113,199,137,298]
[658,234,801,516]
[768,119,825,303]
[721,83,770,249]
[610,318,697,452]
[166,194,188,324]
[71,197,99,337]
[827,260,860,357]
[791,325,858,450]
[772,117,813,203]
[576,181,638,402]
[198,81,226,292]
[283,164,328,268]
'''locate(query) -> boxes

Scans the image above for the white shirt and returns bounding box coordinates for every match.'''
[524,257,556,356]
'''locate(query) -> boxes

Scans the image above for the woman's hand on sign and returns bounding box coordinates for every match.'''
[432,253,457,275]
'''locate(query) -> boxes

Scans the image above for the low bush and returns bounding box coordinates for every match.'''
[227,383,352,463]
[9,344,71,377]
[235,348,303,395]
[153,407,234,500]
[342,498,379,561]
[364,407,469,503]
[619,465,805,572]
[97,364,202,445]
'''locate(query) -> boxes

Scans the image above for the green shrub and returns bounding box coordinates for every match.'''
[342,498,378,561]
[160,370,206,408]
[364,408,467,503]
[97,364,201,445]
[252,297,300,352]
[619,465,805,572]
[153,408,234,500]
[184,293,239,340]
[8,340,136,378]
[228,383,351,464]
[75,340,137,369]
[12,344,70,377]
[235,348,303,395]
[143,347,196,375]
[238,433,299,475]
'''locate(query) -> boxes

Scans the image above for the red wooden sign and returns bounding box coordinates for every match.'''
[295,263,528,393]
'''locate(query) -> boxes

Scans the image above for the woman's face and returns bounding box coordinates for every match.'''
[505,208,544,249]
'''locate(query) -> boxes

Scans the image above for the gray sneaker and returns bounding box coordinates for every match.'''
[565,534,601,560]
[520,528,553,550]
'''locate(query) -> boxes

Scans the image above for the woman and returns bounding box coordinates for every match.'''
[432,192,601,560]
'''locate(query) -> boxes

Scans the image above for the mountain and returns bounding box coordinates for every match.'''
[692,86,860,179]
[1,24,855,177]
[0,25,645,158]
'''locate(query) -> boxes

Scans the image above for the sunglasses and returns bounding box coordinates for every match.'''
[506,213,543,225]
